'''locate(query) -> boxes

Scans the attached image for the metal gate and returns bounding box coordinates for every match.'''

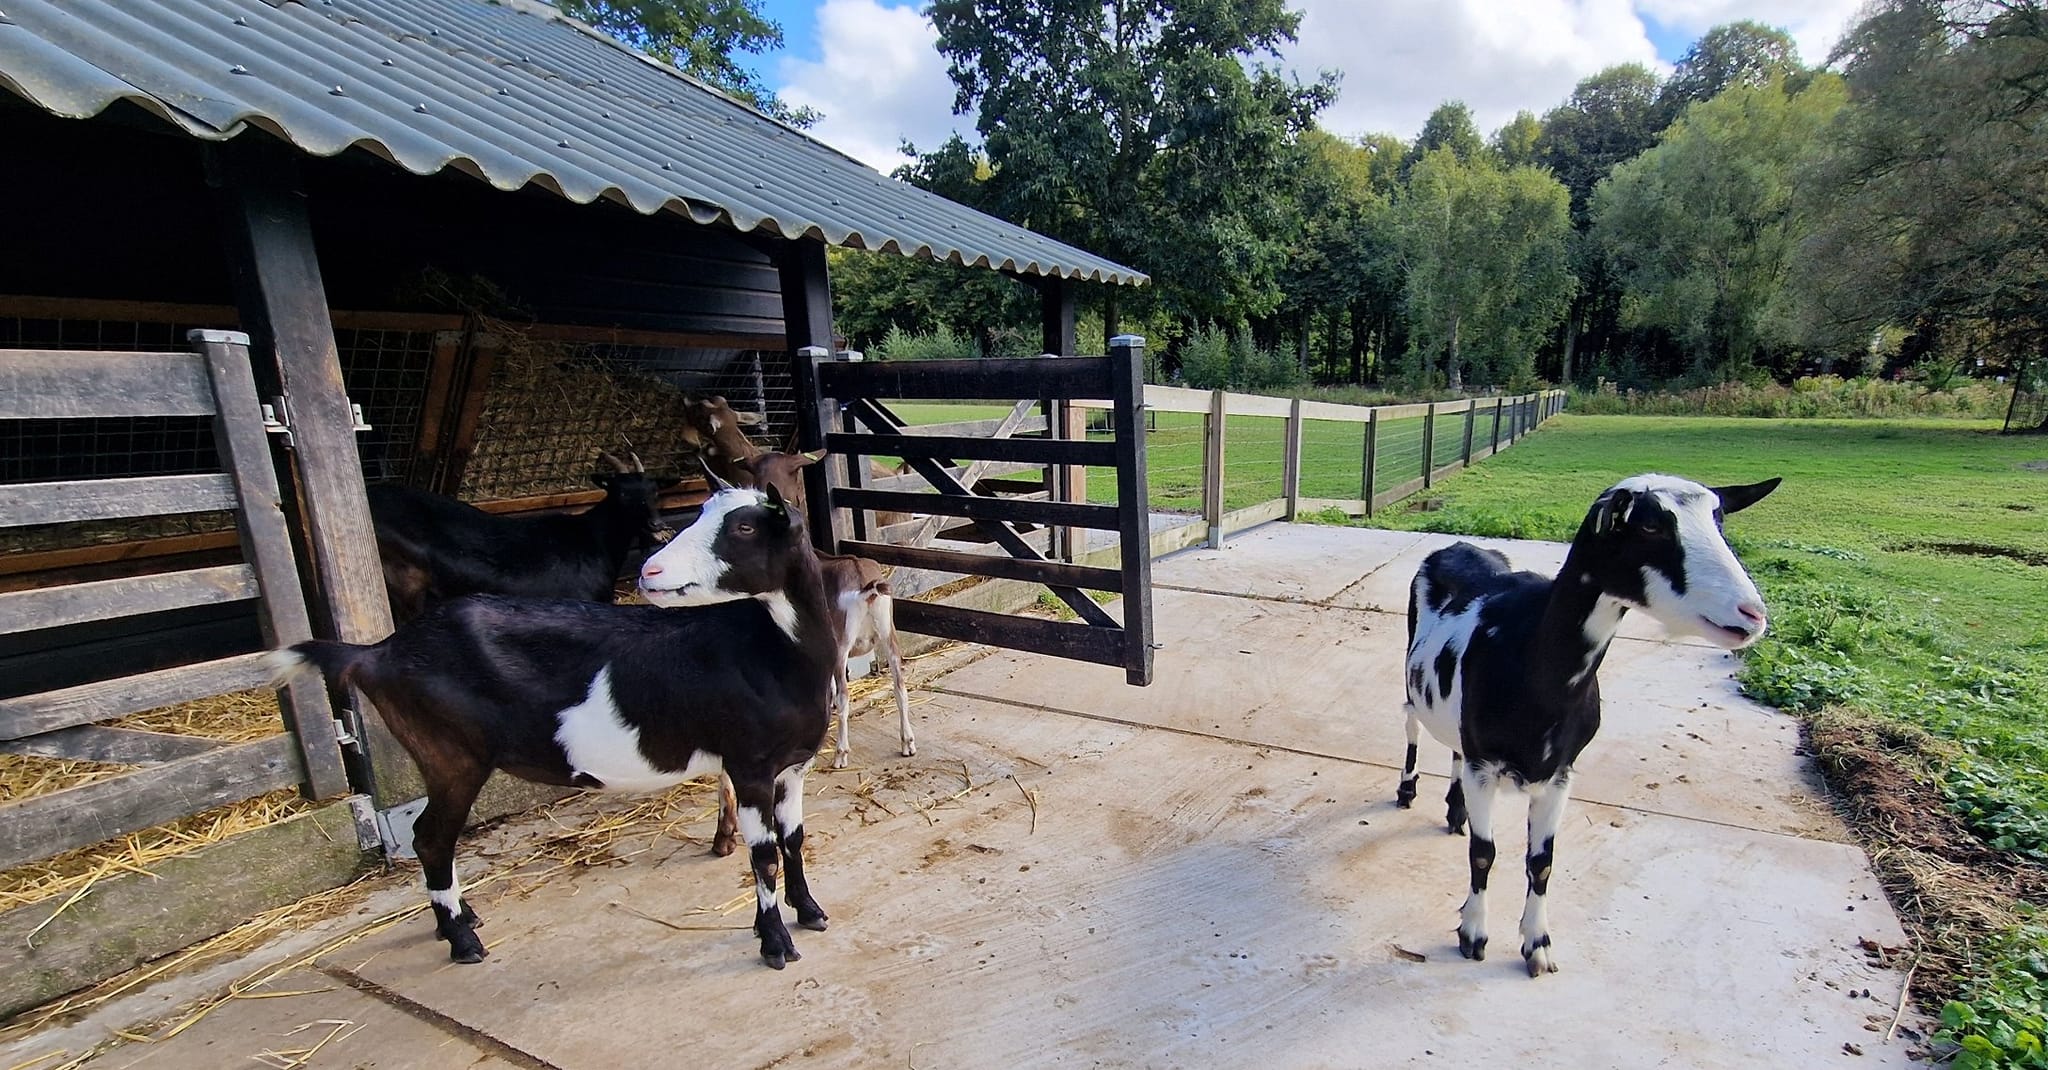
[794,338,1154,686]
[0,330,349,870]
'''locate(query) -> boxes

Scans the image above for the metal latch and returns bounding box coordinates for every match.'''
[261,395,373,449]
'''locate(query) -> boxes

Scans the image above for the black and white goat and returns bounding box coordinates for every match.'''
[367,450,678,622]
[1394,473,1780,977]
[268,483,835,969]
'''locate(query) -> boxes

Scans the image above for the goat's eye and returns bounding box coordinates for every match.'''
[734,522,756,536]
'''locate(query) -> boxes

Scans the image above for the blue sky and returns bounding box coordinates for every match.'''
[743,1,1863,172]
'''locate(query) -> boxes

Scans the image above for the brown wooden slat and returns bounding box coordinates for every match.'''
[896,400,1037,549]
[827,432,1113,467]
[0,531,243,585]
[893,600,1125,668]
[0,564,258,636]
[0,474,239,528]
[0,351,214,418]
[898,416,1050,438]
[0,651,275,740]
[0,725,224,764]
[840,540,1123,592]
[819,357,1114,401]
[865,461,1040,494]
[832,488,1120,531]
[0,735,298,871]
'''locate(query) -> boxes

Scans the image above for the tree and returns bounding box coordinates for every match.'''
[1274,129,1398,382]
[1535,64,1662,226]
[1395,149,1576,388]
[1654,21,1803,128]
[1791,0,2048,383]
[1491,110,1543,169]
[1402,101,1485,177]
[1592,77,1849,376]
[559,0,816,126]
[926,0,1336,328]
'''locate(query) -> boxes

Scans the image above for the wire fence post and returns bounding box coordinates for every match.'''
[1421,402,1437,488]
[1362,409,1378,518]
[1282,398,1304,522]
[1204,388,1226,548]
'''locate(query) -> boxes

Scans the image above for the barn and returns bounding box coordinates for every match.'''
[0,0,1154,1013]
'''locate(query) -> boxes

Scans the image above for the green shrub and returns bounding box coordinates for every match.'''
[1566,375,2007,419]
[872,324,976,362]
[1176,325,1305,392]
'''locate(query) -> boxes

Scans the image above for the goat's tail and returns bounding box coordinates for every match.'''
[262,640,372,690]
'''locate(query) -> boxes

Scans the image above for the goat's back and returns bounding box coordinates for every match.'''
[368,484,619,604]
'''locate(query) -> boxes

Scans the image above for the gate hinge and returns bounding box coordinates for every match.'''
[262,395,373,449]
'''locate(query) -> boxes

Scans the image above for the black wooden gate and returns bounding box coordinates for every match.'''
[795,339,1154,686]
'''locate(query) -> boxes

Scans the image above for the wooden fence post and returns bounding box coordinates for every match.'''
[1204,388,1227,548]
[1421,402,1437,488]
[1462,401,1477,465]
[1109,336,1154,686]
[1491,398,1503,452]
[1282,398,1304,521]
[1362,409,1379,517]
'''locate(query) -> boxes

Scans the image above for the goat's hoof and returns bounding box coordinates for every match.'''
[455,903,483,929]
[1456,930,1487,961]
[760,945,801,969]
[1395,796,1414,809]
[1522,936,1556,976]
[710,836,737,858]
[762,951,787,970]
[798,915,829,932]
[1447,821,1466,836]
[901,740,917,757]
[443,931,488,964]
[831,753,849,770]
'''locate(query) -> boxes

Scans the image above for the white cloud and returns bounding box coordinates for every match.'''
[1634,0,1864,68]
[775,0,963,172]
[773,0,1866,167]
[1286,0,1662,141]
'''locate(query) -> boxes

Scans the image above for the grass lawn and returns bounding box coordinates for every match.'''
[1330,414,2048,1064]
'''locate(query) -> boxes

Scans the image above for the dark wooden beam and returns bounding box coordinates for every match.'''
[1037,275,1076,358]
[209,140,404,802]
[777,238,842,551]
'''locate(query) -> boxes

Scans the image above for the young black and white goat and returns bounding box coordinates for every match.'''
[1394,473,1780,977]
[269,484,835,969]
[368,450,678,622]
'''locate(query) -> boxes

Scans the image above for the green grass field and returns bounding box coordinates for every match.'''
[1334,414,2048,1064]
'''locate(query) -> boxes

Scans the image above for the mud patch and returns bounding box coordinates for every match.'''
[1892,540,2048,567]
[2021,460,2048,472]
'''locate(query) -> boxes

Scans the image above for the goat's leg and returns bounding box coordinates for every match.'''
[1454,761,1499,962]
[775,764,828,932]
[732,774,800,969]
[1444,751,1468,835]
[831,666,853,770]
[1520,775,1571,977]
[875,597,914,757]
[413,761,490,964]
[711,773,739,857]
[1395,709,1421,808]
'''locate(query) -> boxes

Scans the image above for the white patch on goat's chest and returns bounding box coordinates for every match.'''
[1406,597,1483,752]
[1571,596,1630,687]
[553,667,720,792]
[760,592,799,641]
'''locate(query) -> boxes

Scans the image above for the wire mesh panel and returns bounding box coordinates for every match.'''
[1136,410,1207,513]
[457,324,788,499]
[335,327,437,484]
[2006,361,2047,433]
[1299,418,1367,501]
[1372,416,1429,493]
[1432,406,1472,469]
[1222,414,1286,512]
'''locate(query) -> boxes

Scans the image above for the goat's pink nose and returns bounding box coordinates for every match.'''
[1737,603,1766,625]
[641,564,664,578]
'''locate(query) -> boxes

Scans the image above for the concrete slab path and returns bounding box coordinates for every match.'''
[46,523,1914,1070]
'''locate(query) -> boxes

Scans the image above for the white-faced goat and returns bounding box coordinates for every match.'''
[367,450,678,622]
[267,484,835,969]
[1394,473,1780,977]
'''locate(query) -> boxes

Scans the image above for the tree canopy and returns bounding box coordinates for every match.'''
[558,0,815,125]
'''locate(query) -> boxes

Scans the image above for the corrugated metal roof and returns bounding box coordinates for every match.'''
[0,0,1146,286]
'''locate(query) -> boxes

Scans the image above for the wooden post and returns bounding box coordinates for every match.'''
[210,142,402,802]
[1204,388,1227,548]
[1039,276,1080,561]
[1282,398,1304,521]
[1421,402,1437,488]
[407,329,464,488]
[190,330,348,800]
[1362,409,1379,517]
[1491,398,1503,452]
[433,328,499,496]
[1462,400,1477,465]
[778,239,844,552]
[1108,336,1154,687]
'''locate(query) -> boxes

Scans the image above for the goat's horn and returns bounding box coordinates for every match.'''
[628,451,646,473]
[701,459,733,492]
[596,449,632,473]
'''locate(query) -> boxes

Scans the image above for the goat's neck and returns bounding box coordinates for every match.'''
[771,542,843,681]
[1533,543,1631,694]
[589,492,648,560]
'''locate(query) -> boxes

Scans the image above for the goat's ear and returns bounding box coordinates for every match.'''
[796,450,824,467]
[1711,477,1781,516]
[763,480,789,517]
[1592,488,1631,535]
